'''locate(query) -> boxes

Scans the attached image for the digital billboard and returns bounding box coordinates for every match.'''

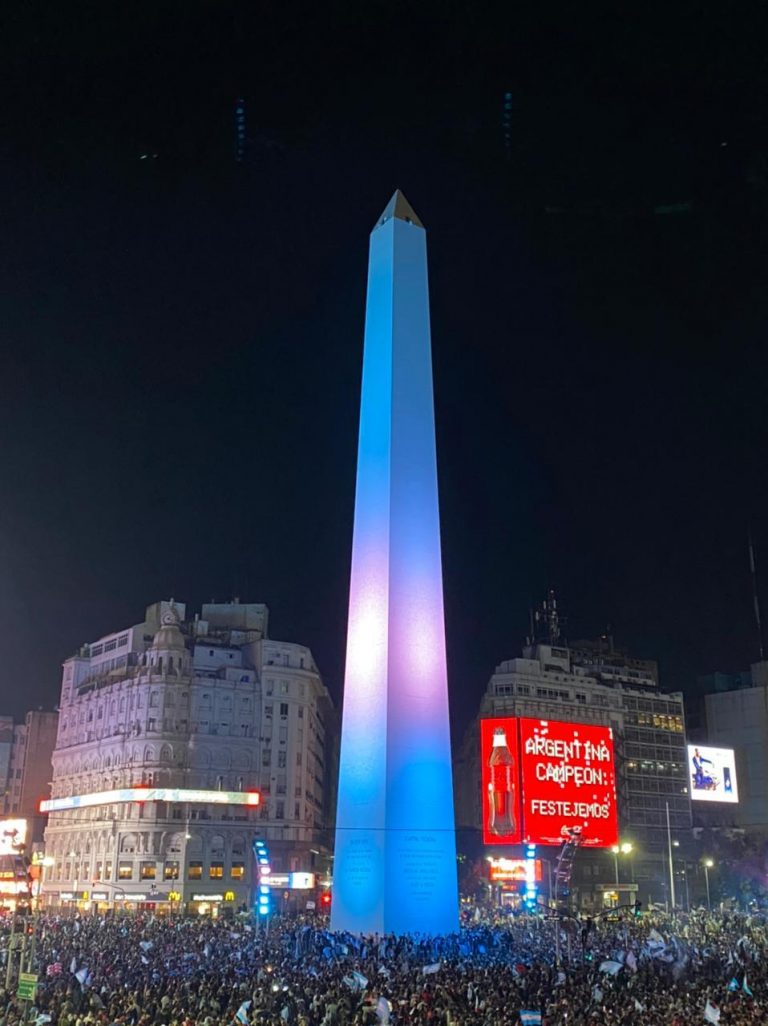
[488,857,543,882]
[519,719,619,848]
[0,820,27,856]
[687,745,739,803]
[480,717,521,845]
[40,787,260,814]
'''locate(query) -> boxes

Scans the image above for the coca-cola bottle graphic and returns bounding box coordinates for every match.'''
[487,727,516,837]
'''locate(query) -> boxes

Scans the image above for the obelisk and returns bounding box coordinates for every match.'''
[331,192,459,935]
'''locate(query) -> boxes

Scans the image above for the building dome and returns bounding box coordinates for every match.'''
[150,603,187,652]
[147,602,190,676]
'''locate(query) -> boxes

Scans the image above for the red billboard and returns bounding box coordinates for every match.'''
[519,718,618,848]
[480,717,522,845]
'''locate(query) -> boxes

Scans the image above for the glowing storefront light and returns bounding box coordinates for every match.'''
[331,191,459,935]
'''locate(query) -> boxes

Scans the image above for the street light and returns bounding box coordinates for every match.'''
[703,859,714,910]
[610,842,634,885]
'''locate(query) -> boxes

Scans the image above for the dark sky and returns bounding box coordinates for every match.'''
[2,3,768,737]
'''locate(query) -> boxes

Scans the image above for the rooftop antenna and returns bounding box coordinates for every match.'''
[748,530,765,661]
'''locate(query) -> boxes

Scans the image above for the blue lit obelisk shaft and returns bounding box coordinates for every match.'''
[332,192,459,935]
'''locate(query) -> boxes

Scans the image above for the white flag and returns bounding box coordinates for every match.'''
[704,999,720,1025]
[376,997,391,1025]
[599,960,623,976]
[422,964,441,975]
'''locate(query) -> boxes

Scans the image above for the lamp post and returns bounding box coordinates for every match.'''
[665,801,676,910]
[610,842,634,887]
[703,859,714,910]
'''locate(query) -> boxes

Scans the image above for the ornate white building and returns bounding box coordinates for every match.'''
[41,599,335,913]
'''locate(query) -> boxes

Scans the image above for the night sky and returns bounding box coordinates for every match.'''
[3,4,768,737]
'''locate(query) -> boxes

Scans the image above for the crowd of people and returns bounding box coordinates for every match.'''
[0,905,764,1026]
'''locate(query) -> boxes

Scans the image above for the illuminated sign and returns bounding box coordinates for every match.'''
[480,718,522,845]
[254,839,272,917]
[90,892,108,901]
[0,820,27,855]
[519,719,618,848]
[488,858,542,883]
[289,872,315,890]
[192,893,223,901]
[40,787,260,814]
[121,894,147,902]
[687,745,739,803]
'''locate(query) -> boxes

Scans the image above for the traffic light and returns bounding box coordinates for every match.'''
[320,891,331,908]
[633,900,642,918]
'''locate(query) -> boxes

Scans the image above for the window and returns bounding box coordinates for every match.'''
[118,862,133,880]
[265,704,273,719]
[280,703,289,717]
[188,862,203,880]
[140,862,156,880]
[275,801,284,819]
[262,749,271,767]
[94,861,103,881]
[280,680,288,692]
[231,863,244,880]
[209,862,224,879]
[278,751,286,769]
[279,726,287,743]
[164,861,179,880]
[298,707,304,719]
[150,692,159,707]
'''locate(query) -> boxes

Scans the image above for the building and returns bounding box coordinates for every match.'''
[455,601,691,909]
[7,711,59,841]
[701,660,768,833]
[332,191,459,935]
[0,716,15,816]
[41,598,335,913]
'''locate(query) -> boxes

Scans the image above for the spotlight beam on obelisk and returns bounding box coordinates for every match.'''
[331,191,459,935]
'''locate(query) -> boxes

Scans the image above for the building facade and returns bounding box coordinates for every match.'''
[6,710,59,844]
[702,659,768,833]
[41,598,335,913]
[456,632,691,909]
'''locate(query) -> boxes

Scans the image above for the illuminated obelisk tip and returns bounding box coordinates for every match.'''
[331,190,459,935]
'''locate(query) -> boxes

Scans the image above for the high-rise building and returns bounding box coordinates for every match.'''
[10,711,59,839]
[41,599,334,912]
[701,660,768,832]
[0,716,16,815]
[332,192,459,935]
[456,600,690,909]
